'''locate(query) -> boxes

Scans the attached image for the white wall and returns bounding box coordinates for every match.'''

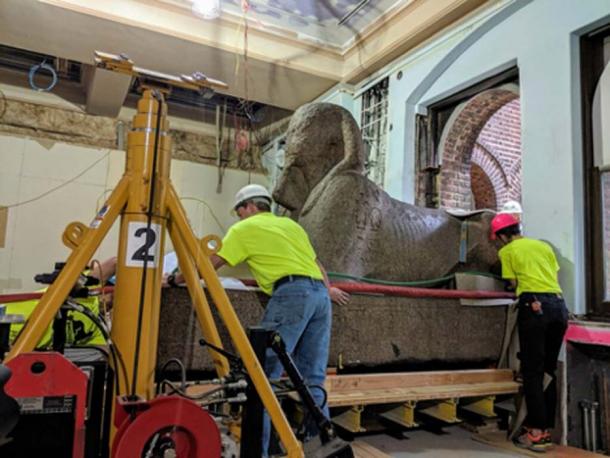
[409,0,610,312]
[315,84,357,118]
[323,0,610,312]
[0,134,266,293]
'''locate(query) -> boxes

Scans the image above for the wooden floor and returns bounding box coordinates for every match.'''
[473,431,607,457]
[351,440,392,458]
[351,428,608,457]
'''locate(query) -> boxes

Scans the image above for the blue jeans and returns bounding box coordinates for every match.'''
[260,278,332,457]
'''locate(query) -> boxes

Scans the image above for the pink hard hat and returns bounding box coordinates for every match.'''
[490,213,519,240]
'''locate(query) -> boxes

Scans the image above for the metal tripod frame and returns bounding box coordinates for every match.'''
[5,54,304,457]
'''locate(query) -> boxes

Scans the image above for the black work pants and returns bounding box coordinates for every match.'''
[518,292,568,430]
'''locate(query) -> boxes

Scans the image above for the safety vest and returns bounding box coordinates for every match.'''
[5,285,106,348]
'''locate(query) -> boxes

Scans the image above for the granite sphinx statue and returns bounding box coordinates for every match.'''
[273,103,499,281]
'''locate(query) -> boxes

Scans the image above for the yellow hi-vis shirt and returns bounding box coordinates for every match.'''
[217,212,323,295]
[5,287,105,348]
[498,237,562,297]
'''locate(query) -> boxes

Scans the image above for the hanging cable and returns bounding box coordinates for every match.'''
[179,196,226,233]
[4,153,109,209]
[28,60,58,92]
[0,89,7,120]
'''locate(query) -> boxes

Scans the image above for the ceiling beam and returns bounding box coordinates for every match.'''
[0,0,498,109]
[341,0,493,84]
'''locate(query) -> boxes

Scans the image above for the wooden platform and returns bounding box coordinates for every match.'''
[473,431,607,457]
[350,440,392,458]
[325,369,519,407]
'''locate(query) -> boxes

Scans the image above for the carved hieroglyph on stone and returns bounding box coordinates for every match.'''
[273,103,499,281]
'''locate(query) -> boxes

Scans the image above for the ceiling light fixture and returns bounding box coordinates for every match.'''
[192,0,221,19]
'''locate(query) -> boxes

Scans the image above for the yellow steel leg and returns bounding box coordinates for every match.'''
[167,186,304,458]
[111,90,170,399]
[169,223,230,377]
[6,177,129,359]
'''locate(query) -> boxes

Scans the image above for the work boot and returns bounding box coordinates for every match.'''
[541,430,554,450]
[513,428,546,453]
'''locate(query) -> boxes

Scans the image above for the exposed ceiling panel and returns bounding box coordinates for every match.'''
[215,0,406,47]
[0,0,494,111]
[0,0,339,110]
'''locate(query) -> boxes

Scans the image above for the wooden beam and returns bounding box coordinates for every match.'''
[328,381,518,407]
[326,369,514,392]
[324,370,518,408]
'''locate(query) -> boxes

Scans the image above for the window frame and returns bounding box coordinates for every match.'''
[580,26,610,319]
[360,77,389,187]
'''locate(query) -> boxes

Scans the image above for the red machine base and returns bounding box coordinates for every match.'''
[112,395,222,458]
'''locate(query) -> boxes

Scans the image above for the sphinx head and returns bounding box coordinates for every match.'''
[273,103,365,217]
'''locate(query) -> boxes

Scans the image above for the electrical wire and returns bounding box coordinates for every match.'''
[159,379,225,401]
[4,153,110,209]
[0,89,7,120]
[63,300,128,396]
[95,188,115,213]
[307,384,328,409]
[28,60,58,92]
[159,358,187,392]
[179,196,226,233]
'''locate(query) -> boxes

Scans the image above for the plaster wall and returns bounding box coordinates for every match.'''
[0,134,265,293]
[336,0,610,313]
[315,84,357,118]
[414,0,610,313]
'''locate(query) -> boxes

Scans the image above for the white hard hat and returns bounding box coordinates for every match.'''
[500,200,522,214]
[233,184,272,210]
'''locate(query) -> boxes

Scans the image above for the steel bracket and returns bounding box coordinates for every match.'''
[332,405,366,433]
[420,398,460,423]
[461,395,496,418]
[380,400,418,428]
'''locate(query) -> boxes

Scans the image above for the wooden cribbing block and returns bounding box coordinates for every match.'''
[325,369,518,408]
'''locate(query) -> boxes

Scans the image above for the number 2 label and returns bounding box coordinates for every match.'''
[125,222,161,268]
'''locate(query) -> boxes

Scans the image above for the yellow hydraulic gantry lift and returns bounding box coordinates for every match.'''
[6,52,304,457]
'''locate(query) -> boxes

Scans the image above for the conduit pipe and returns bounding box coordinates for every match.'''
[240,279,514,300]
[1,282,514,304]
[330,282,514,300]
[0,287,114,304]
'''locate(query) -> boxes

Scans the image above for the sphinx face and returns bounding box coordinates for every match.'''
[272,103,355,217]
[273,159,308,216]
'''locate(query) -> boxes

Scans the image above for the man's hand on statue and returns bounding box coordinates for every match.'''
[329,287,350,305]
[162,273,181,288]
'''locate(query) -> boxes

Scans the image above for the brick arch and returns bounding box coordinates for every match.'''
[438,87,519,209]
[470,164,497,209]
[506,160,522,202]
[471,142,509,209]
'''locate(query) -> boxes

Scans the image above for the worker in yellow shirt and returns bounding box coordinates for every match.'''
[4,257,116,349]
[491,213,568,453]
[211,184,349,457]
